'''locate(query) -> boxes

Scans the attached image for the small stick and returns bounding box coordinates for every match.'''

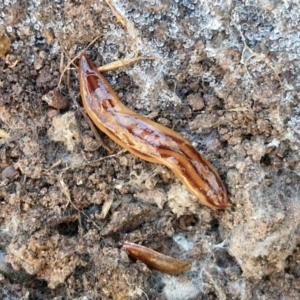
[98,56,156,72]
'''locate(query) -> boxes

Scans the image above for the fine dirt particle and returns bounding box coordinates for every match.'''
[48,111,81,152]
[0,31,11,58]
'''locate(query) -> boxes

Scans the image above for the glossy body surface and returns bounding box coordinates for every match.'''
[123,242,191,275]
[79,53,227,209]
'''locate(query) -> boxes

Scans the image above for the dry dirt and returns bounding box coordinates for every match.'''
[0,1,300,299]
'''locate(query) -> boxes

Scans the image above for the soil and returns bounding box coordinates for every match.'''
[0,1,300,299]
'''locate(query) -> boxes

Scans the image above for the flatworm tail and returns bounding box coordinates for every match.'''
[123,242,191,274]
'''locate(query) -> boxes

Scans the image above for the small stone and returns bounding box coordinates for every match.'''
[1,166,18,180]
[187,94,204,111]
[42,90,69,110]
